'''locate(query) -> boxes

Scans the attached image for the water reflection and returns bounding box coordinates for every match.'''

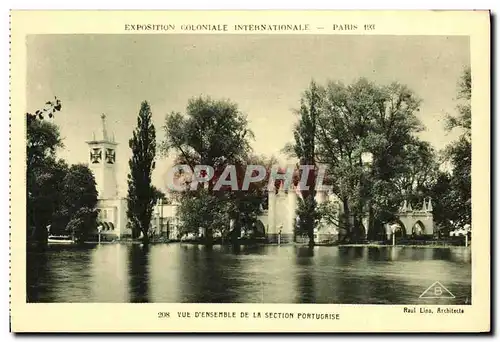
[367,247,383,261]
[27,244,94,302]
[26,245,50,302]
[128,244,150,303]
[149,244,181,302]
[26,244,472,304]
[91,244,128,302]
[176,244,245,302]
[295,247,315,303]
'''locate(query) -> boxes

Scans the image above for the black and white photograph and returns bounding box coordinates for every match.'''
[25,33,473,305]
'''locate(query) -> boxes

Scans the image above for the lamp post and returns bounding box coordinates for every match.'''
[391,224,397,246]
[361,151,374,240]
[97,225,102,244]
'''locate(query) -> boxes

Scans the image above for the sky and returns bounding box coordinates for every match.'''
[26,34,470,196]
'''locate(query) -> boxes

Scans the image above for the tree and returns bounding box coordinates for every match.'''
[316,200,341,227]
[26,97,63,171]
[27,157,68,242]
[445,137,471,227]
[162,96,254,245]
[392,138,439,209]
[151,186,168,203]
[60,164,99,242]
[174,156,271,243]
[310,78,424,241]
[426,67,472,233]
[446,67,471,138]
[442,67,471,228]
[32,162,99,242]
[176,189,233,240]
[26,98,64,243]
[429,172,456,235]
[26,98,100,243]
[66,207,98,243]
[27,119,63,172]
[162,96,252,172]
[127,101,157,244]
[288,81,323,246]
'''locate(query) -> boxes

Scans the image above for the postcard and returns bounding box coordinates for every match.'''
[10,10,490,333]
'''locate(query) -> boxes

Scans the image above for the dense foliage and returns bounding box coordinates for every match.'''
[162,96,263,244]
[284,69,472,241]
[27,99,98,243]
[285,78,430,241]
[434,67,472,231]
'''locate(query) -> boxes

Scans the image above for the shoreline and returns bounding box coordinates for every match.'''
[72,240,470,249]
[336,243,470,249]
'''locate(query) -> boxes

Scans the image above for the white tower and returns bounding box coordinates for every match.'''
[287,187,297,236]
[86,114,118,199]
[267,184,276,237]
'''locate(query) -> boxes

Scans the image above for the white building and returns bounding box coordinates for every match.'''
[151,200,181,240]
[86,114,130,240]
[258,182,341,244]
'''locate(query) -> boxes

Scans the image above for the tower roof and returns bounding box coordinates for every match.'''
[86,113,117,145]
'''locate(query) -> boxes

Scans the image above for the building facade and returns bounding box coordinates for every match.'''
[87,114,130,240]
[258,183,341,244]
[151,201,181,240]
[391,199,435,237]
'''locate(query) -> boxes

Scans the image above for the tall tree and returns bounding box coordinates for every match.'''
[127,101,157,244]
[425,67,472,233]
[162,96,254,245]
[443,67,471,228]
[287,81,322,246]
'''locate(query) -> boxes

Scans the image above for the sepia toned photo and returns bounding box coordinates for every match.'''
[10,10,490,333]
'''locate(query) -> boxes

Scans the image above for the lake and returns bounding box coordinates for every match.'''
[27,243,471,304]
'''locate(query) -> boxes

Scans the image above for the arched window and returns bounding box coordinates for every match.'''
[412,221,426,236]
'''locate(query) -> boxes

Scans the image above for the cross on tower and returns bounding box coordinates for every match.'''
[86,113,118,199]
